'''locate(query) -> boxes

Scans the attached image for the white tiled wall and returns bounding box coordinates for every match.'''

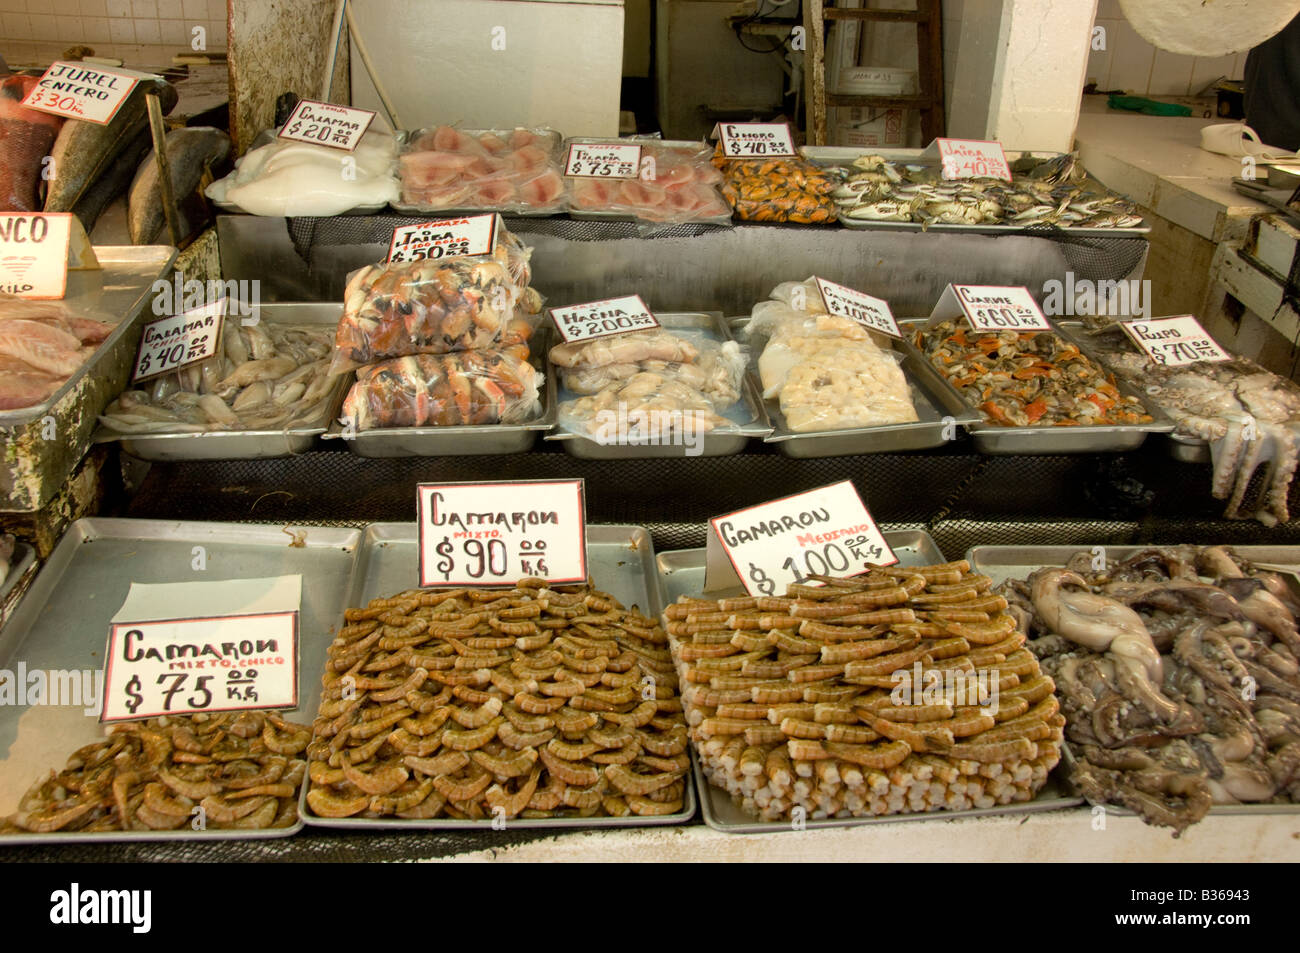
[1089,0,1244,96]
[0,0,226,67]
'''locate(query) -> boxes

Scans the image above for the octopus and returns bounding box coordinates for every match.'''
[1003,545,1300,835]
[304,579,689,821]
[668,560,1064,822]
[1,712,310,834]
[916,322,1153,428]
[1083,322,1300,526]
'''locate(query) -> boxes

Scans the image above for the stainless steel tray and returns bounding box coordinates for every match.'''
[0,541,37,633]
[546,313,772,458]
[392,128,567,217]
[968,543,1300,817]
[100,303,351,461]
[1058,740,1300,817]
[299,522,697,831]
[657,531,1084,832]
[1057,320,1216,465]
[898,319,1175,454]
[802,146,1151,236]
[729,317,981,457]
[0,246,177,512]
[0,518,361,844]
[323,329,555,458]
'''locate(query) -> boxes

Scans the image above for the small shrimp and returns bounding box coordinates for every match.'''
[340,753,408,796]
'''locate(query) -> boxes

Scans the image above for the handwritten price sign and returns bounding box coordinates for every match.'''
[1122,316,1232,367]
[417,480,587,587]
[101,612,298,722]
[388,213,497,264]
[550,295,660,344]
[565,142,642,179]
[937,138,1012,182]
[21,61,139,124]
[716,122,797,158]
[708,480,897,598]
[132,299,225,383]
[815,277,901,338]
[954,285,1051,332]
[0,212,72,299]
[279,99,376,151]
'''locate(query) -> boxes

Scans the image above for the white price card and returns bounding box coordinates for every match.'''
[549,295,660,344]
[565,142,642,179]
[815,277,901,338]
[388,213,497,265]
[1121,316,1232,367]
[704,480,897,597]
[101,575,302,723]
[278,99,376,151]
[936,138,1012,182]
[0,212,72,298]
[418,479,588,587]
[716,121,797,158]
[930,284,1051,332]
[132,298,226,383]
[20,61,141,124]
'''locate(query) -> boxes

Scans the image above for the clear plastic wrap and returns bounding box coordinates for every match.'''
[397,126,567,214]
[205,127,399,216]
[549,328,700,370]
[341,349,542,430]
[558,372,732,441]
[560,342,746,408]
[741,279,919,433]
[566,140,732,224]
[331,219,542,374]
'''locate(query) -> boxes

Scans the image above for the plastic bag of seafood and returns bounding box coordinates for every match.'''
[341,349,542,430]
[331,220,542,375]
[551,329,747,442]
[567,140,732,225]
[741,279,919,433]
[397,126,568,214]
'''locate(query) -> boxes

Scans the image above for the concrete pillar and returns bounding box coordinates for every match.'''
[948,0,1098,151]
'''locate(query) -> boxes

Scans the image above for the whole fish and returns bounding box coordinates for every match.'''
[43,78,178,215]
[127,126,231,244]
[71,127,152,233]
[0,73,64,212]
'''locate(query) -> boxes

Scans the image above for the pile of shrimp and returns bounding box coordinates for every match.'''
[2,712,310,833]
[667,561,1063,821]
[305,580,689,821]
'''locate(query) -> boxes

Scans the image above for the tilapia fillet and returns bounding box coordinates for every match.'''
[0,297,114,410]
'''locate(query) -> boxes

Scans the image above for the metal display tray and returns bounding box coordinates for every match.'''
[1056,320,1215,464]
[801,146,1151,236]
[0,541,37,632]
[323,329,556,457]
[0,518,362,844]
[102,303,350,461]
[657,531,1083,832]
[897,319,1176,455]
[728,317,980,457]
[968,542,1300,817]
[391,128,566,217]
[0,246,176,512]
[300,522,697,830]
[546,313,772,459]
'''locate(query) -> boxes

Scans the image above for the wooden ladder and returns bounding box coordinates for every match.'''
[803,0,945,146]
